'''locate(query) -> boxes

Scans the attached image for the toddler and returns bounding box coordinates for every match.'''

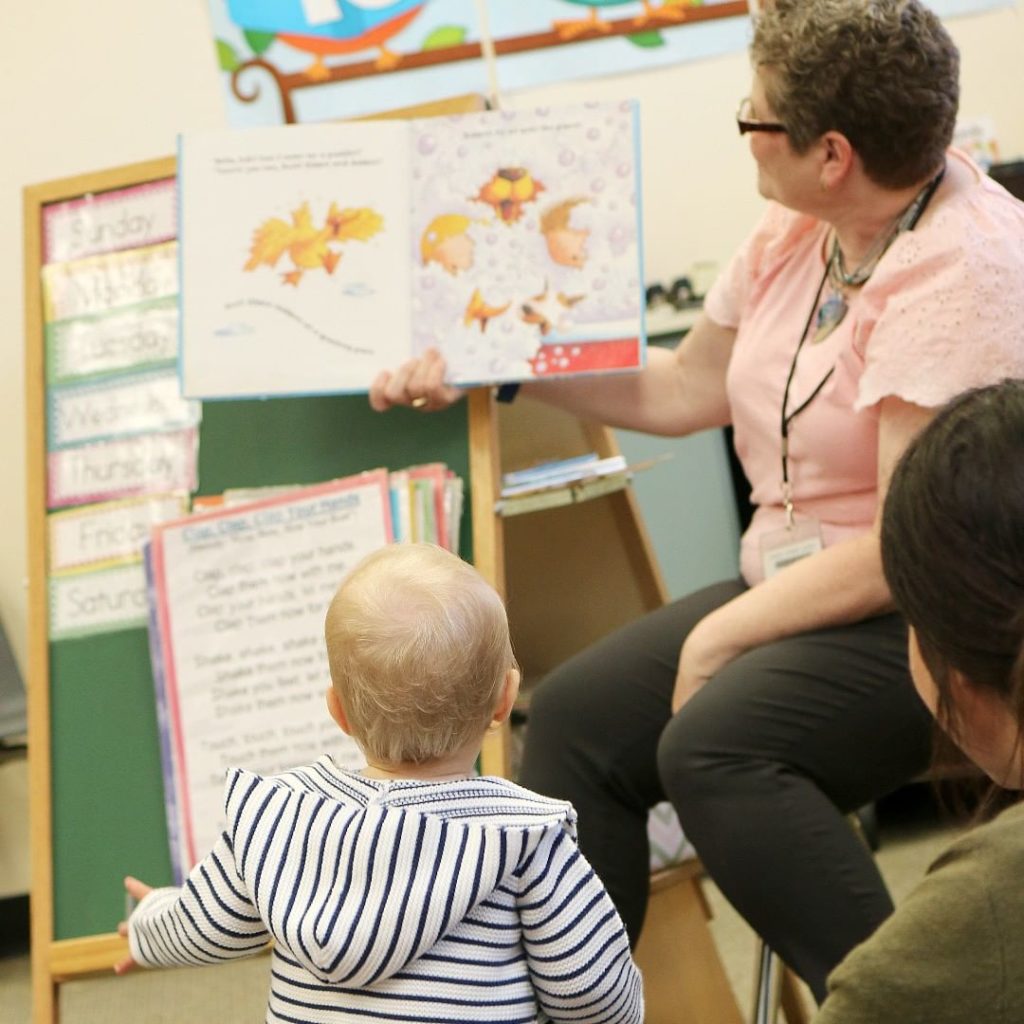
[118,543,643,1024]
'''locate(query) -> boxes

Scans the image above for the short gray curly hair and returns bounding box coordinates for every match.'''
[751,0,959,189]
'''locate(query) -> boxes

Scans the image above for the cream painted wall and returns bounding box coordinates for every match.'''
[2,2,1023,680]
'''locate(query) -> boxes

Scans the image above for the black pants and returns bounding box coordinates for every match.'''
[518,579,934,1002]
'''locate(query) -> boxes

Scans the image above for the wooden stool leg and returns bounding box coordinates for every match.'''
[779,967,812,1024]
[634,864,744,1024]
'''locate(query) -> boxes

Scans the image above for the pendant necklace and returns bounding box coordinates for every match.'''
[813,290,848,345]
[810,162,946,344]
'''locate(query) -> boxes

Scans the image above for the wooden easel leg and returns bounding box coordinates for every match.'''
[32,969,58,1024]
[634,866,744,1024]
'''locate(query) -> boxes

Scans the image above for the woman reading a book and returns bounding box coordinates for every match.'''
[369,0,1024,1001]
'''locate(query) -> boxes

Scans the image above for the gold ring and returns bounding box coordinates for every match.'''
[411,397,428,409]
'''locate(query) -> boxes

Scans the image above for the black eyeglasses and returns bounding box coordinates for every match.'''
[736,97,787,136]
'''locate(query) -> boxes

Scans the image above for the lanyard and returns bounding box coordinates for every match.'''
[779,262,834,525]
[777,162,947,526]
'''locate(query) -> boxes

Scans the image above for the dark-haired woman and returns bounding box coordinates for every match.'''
[370,0,1024,998]
[814,378,1024,1022]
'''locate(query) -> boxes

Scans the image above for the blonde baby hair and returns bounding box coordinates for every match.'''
[540,197,588,236]
[420,214,473,266]
[324,543,516,765]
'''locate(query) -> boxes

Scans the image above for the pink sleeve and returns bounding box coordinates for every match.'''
[855,189,1024,411]
[703,203,817,328]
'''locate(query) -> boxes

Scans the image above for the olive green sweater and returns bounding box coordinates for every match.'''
[815,801,1024,1024]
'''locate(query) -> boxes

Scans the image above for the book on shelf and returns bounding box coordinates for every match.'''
[495,452,670,517]
[209,464,461,551]
[179,100,646,400]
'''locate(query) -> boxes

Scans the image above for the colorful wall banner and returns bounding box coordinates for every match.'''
[205,0,1014,128]
[484,1,751,97]
[209,0,492,125]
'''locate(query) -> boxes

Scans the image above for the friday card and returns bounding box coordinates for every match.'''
[48,493,189,573]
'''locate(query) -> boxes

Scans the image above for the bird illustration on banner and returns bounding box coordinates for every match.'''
[552,0,695,41]
[226,0,429,77]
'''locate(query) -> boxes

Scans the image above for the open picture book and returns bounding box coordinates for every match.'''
[179,100,645,399]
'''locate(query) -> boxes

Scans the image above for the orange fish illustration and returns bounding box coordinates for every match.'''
[463,288,511,332]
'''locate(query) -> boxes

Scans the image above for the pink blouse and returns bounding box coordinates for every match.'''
[704,150,1024,585]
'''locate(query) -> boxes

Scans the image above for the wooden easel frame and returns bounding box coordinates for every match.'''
[23,95,507,1024]
[24,161,505,1021]
[24,155,171,1023]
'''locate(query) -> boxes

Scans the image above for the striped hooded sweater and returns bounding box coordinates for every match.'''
[128,755,644,1024]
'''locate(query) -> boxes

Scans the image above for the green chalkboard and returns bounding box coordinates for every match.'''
[49,396,471,940]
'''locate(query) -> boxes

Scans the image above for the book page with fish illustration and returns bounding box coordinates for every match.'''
[410,100,645,386]
[180,120,412,398]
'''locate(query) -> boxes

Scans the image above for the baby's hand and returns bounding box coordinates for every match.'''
[113,875,153,975]
[369,347,464,413]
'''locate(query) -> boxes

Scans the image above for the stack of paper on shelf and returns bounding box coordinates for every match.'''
[496,452,631,516]
[500,453,628,496]
[496,451,672,516]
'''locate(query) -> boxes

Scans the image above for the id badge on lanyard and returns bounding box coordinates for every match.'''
[759,496,823,578]
[765,407,829,579]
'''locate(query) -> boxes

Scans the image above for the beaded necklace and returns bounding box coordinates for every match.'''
[811,162,946,344]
